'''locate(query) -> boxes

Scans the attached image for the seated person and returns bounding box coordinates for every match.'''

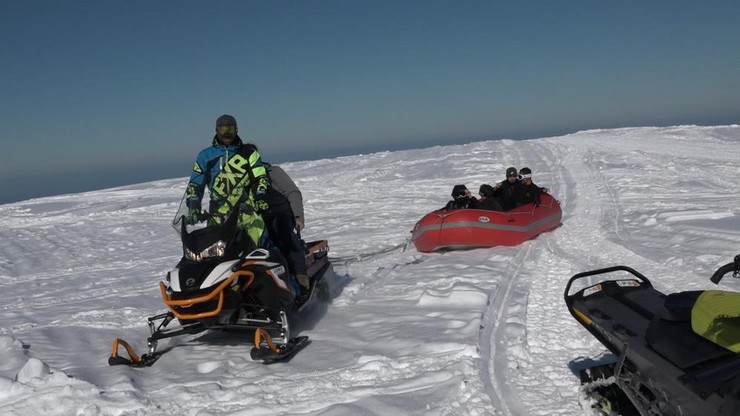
[444,184,478,210]
[243,145,309,290]
[477,184,503,211]
[492,167,523,211]
[516,167,549,206]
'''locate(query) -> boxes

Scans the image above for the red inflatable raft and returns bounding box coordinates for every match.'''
[411,193,562,252]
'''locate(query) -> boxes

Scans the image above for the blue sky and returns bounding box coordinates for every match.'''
[1,1,739,203]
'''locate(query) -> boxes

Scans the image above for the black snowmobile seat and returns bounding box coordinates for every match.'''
[646,319,734,370]
[646,291,736,370]
[658,291,702,321]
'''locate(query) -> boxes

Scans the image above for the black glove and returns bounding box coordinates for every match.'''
[185,208,203,224]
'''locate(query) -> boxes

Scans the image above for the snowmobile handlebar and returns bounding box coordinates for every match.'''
[709,254,740,284]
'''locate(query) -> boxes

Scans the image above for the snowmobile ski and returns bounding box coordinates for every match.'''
[250,327,310,363]
[250,335,311,364]
[108,338,162,367]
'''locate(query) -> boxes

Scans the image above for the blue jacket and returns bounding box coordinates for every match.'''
[186,136,269,212]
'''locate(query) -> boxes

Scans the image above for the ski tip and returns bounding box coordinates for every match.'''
[108,353,160,368]
[251,336,311,364]
[108,356,134,366]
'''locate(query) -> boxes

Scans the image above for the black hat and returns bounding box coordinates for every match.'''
[216,114,237,126]
[451,184,468,199]
[479,184,495,197]
[506,167,517,177]
[519,167,532,175]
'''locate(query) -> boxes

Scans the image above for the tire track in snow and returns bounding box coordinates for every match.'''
[582,149,624,241]
[555,138,662,272]
[492,138,609,415]
[479,138,583,415]
[507,138,676,413]
[507,136,676,415]
[478,139,533,415]
[479,244,531,416]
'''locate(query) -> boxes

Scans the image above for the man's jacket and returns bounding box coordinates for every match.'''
[186,136,270,245]
[519,183,543,206]
[493,180,523,211]
[263,163,304,222]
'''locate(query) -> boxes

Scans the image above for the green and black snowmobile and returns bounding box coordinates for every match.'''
[565,255,740,416]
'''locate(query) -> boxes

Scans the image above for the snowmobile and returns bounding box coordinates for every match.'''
[564,256,740,415]
[109,192,331,367]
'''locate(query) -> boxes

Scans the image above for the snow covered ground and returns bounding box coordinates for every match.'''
[1,125,738,415]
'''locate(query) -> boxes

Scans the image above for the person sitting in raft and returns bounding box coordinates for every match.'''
[477,184,504,211]
[443,184,478,210]
[516,167,550,207]
[493,166,523,211]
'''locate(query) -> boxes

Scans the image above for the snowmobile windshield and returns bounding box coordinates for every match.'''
[172,186,241,236]
[171,187,245,263]
[173,189,207,236]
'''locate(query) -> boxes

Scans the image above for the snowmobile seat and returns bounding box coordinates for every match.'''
[646,318,733,370]
[658,291,702,321]
[646,291,736,370]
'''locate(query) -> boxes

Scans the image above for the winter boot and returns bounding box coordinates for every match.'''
[296,274,310,290]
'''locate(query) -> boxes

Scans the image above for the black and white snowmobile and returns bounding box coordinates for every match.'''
[564,256,740,416]
[109,192,331,367]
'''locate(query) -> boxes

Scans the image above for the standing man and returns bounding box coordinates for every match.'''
[185,114,270,248]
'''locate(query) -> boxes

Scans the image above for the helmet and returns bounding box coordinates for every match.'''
[451,184,469,199]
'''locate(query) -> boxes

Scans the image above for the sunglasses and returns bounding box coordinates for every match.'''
[216,124,237,137]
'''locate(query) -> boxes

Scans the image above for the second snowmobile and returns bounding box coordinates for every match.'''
[109,190,331,366]
[564,256,740,415]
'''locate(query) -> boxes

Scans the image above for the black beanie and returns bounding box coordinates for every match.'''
[506,167,517,177]
[216,114,237,126]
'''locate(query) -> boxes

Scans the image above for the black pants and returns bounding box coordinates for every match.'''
[266,211,307,276]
